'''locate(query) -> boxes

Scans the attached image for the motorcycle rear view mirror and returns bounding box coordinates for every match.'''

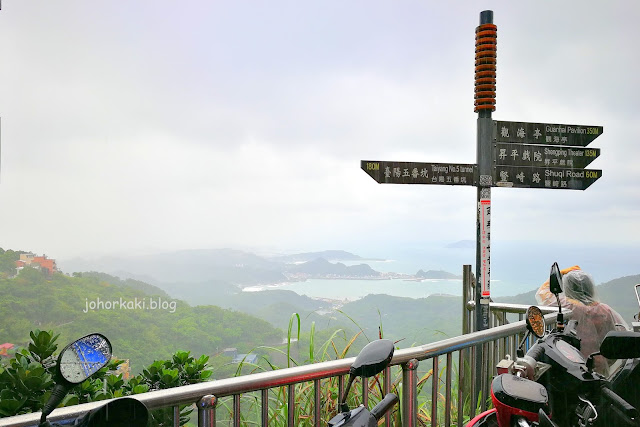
[58,333,112,384]
[340,339,394,412]
[517,306,545,356]
[599,331,640,359]
[40,333,112,424]
[350,339,394,378]
[549,262,563,295]
[526,306,546,338]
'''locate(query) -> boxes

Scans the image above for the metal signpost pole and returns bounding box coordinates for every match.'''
[361,11,603,414]
[474,10,496,334]
[472,10,496,414]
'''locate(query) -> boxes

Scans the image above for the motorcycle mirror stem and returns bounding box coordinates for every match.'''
[339,373,356,413]
[549,262,564,332]
[338,340,394,413]
[40,334,112,425]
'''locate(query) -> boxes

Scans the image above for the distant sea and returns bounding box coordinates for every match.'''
[242,277,520,301]
[244,240,640,302]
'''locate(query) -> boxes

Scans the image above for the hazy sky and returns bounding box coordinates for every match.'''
[1,1,639,259]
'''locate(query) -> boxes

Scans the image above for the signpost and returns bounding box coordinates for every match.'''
[493,143,600,169]
[494,121,603,146]
[493,166,601,190]
[492,120,602,190]
[359,11,604,336]
[361,161,476,186]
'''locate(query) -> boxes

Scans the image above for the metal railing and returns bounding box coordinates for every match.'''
[0,266,565,427]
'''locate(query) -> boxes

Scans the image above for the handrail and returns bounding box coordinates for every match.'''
[0,304,561,427]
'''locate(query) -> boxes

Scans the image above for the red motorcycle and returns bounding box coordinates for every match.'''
[467,263,640,427]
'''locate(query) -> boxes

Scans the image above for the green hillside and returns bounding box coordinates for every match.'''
[0,267,283,372]
[341,294,463,344]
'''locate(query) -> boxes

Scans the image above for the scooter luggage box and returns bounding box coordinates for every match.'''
[491,374,549,427]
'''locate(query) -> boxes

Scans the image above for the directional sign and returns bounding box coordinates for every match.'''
[493,166,601,190]
[493,143,600,169]
[361,160,477,186]
[494,121,603,146]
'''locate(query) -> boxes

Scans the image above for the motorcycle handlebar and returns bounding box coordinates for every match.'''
[370,393,398,420]
[602,387,638,421]
[525,342,545,362]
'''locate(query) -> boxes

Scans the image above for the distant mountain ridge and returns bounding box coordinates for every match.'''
[415,269,462,279]
[289,258,380,278]
[269,250,372,264]
[59,249,384,285]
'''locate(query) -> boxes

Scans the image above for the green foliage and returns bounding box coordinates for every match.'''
[0,267,283,370]
[0,330,213,423]
[0,248,23,277]
[0,330,59,416]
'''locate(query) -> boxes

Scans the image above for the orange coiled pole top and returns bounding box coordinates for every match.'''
[474,23,497,113]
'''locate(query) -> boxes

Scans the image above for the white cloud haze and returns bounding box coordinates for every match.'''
[0,1,639,263]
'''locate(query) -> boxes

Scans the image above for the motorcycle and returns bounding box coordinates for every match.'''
[37,333,148,427]
[328,339,399,426]
[467,262,640,427]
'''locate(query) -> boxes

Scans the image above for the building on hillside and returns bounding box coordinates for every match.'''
[15,253,58,276]
[232,353,258,364]
[223,347,238,358]
[19,253,35,263]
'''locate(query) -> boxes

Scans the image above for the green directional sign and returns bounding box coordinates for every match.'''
[361,160,477,186]
[493,143,600,169]
[492,165,601,190]
[494,120,603,146]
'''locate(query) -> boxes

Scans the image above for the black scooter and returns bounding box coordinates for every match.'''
[328,339,399,426]
[38,333,148,427]
[468,262,640,427]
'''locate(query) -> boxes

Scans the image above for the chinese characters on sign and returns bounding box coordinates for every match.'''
[361,161,477,186]
[479,199,490,297]
[495,121,603,147]
[493,166,601,190]
[492,120,603,190]
[493,143,600,169]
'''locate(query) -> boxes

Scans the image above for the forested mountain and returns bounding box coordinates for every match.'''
[495,274,640,325]
[269,250,367,263]
[0,267,283,372]
[58,249,384,286]
[60,248,287,284]
[340,294,463,345]
[289,258,380,277]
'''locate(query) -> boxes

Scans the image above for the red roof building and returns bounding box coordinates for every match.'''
[15,253,58,276]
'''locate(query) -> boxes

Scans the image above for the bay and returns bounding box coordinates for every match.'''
[246,278,464,301]
[243,277,527,301]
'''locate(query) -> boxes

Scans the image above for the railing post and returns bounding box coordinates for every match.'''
[314,379,321,427]
[402,358,419,427]
[173,405,181,427]
[233,394,241,427]
[384,365,392,426]
[457,350,465,427]
[462,265,474,426]
[262,389,269,426]
[431,357,439,427]
[462,265,473,335]
[198,394,217,427]
[288,384,295,426]
[445,352,452,427]
[469,345,477,420]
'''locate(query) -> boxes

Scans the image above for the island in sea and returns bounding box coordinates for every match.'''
[281,256,461,281]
